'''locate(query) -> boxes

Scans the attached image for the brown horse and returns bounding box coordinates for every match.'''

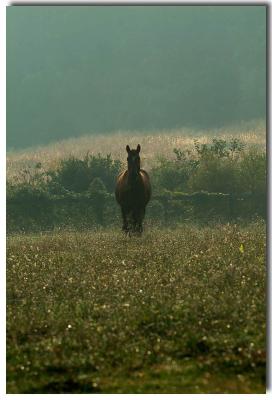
[115,144,151,234]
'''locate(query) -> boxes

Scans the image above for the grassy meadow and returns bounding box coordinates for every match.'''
[7,224,265,393]
[7,124,266,393]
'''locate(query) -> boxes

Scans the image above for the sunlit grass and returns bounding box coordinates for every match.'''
[6,120,265,183]
[7,222,265,393]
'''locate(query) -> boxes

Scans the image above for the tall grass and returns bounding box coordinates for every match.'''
[7,120,265,183]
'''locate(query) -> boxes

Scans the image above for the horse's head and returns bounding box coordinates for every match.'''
[126,144,141,177]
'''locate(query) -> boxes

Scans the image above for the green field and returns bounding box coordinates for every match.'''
[7,223,266,393]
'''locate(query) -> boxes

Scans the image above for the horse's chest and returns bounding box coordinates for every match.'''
[123,184,145,205]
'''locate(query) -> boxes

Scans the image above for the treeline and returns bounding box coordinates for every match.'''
[7,139,266,232]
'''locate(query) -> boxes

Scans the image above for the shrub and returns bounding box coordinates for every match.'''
[87,154,122,192]
[238,149,266,217]
[49,154,122,194]
[7,184,54,232]
[87,178,110,225]
[189,156,240,194]
[49,157,90,193]
[151,139,265,198]
[146,199,165,222]
[238,148,266,195]
[151,150,198,192]
[194,138,245,159]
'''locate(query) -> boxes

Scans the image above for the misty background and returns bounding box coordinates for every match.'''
[7,5,266,150]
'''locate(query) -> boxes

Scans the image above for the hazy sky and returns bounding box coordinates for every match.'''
[7,5,266,149]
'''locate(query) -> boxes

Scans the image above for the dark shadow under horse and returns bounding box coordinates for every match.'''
[115,144,151,234]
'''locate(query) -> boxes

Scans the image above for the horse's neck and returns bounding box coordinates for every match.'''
[127,171,141,186]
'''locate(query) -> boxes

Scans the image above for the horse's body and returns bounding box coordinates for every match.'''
[115,145,151,234]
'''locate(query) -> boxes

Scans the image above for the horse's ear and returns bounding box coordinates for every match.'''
[126,145,130,153]
[137,144,141,153]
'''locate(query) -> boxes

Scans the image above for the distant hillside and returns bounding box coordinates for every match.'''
[7,6,266,149]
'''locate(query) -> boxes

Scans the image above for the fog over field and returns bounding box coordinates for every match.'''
[7,6,266,150]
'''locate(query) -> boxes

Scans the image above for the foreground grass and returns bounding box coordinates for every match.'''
[7,223,266,393]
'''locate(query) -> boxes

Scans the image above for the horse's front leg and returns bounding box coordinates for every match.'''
[121,206,129,233]
[134,208,145,235]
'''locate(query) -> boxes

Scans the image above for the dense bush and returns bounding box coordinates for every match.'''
[149,139,266,222]
[151,139,265,197]
[7,184,54,232]
[6,140,266,232]
[48,153,122,194]
[151,155,198,192]
[238,148,266,195]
